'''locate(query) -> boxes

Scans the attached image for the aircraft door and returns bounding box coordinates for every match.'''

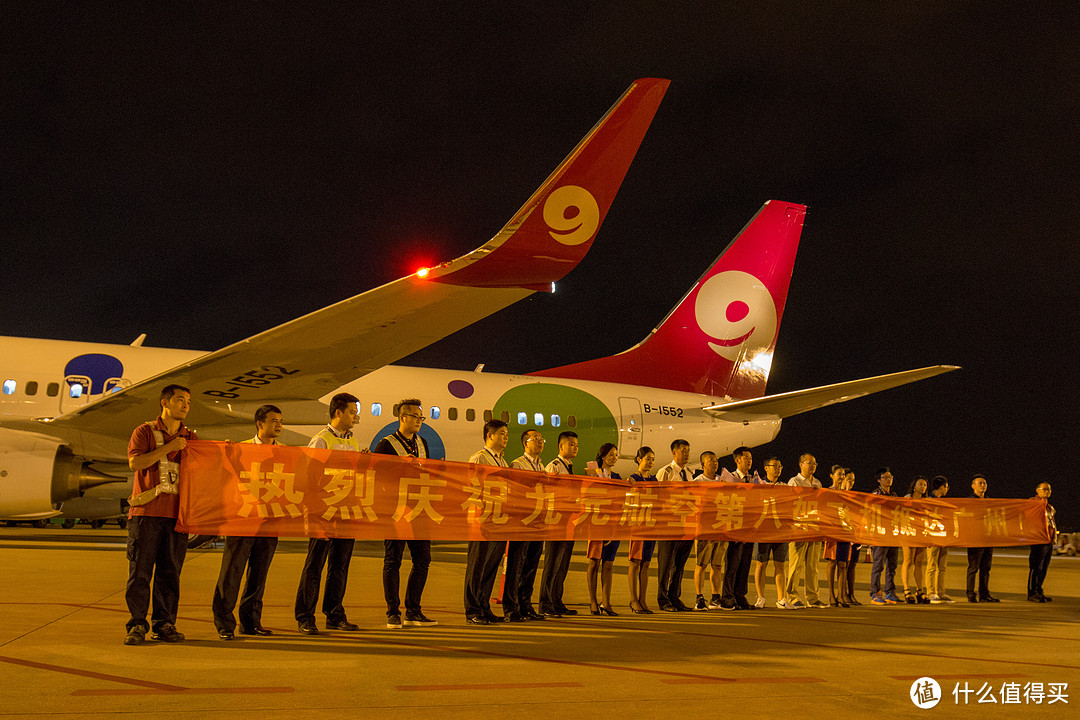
[61,375,92,414]
[617,397,643,457]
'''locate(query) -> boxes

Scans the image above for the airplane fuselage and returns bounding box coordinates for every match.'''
[0,336,781,519]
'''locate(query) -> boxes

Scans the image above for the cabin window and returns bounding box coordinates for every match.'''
[69,383,84,398]
[392,403,400,417]
[2,380,14,395]
[500,411,510,423]
[517,411,527,425]
[448,407,458,421]
[46,382,60,397]
[534,412,544,426]
[25,381,38,396]
[568,415,577,428]
[551,414,561,427]
[430,406,440,420]
[466,409,476,422]
[483,410,492,422]
[371,402,382,416]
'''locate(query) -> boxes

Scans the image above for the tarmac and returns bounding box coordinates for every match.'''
[0,526,1076,719]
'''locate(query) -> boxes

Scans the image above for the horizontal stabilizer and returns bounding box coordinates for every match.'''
[702,365,960,422]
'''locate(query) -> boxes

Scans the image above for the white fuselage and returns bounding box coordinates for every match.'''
[0,336,781,517]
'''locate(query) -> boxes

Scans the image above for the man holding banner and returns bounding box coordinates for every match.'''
[294,393,362,635]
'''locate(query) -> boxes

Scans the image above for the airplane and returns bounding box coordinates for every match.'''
[0,77,957,523]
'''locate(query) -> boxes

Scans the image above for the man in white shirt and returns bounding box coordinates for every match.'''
[785,453,826,609]
[464,420,511,625]
[295,393,362,634]
[692,451,725,611]
[718,446,759,610]
[538,431,581,617]
[507,429,547,621]
[655,439,694,612]
[212,404,283,639]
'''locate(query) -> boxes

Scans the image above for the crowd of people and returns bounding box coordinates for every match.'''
[120,386,1059,645]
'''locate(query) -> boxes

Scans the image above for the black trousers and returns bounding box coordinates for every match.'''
[295,538,354,623]
[721,541,753,604]
[656,540,693,609]
[539,540,575,613]
[464,540,505,619]
[504,540,543,615]
[212,536,278,632]
[1028,543,1053,597]
[966,546,993,598]
[383,539,431,617]
[125,516,187,632]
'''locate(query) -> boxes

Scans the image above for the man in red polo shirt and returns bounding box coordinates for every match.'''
[124,384,197,646]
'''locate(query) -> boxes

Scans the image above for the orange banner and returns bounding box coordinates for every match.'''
[177,441,1052,547]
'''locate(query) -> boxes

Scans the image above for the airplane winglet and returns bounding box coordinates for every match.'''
[426,78,670,289]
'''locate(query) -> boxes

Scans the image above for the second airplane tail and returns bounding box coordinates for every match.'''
[530,200,807,399]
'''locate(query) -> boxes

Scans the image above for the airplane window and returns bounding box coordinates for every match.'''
[448,407,458,421]
[69,383,83,398]
[534,412,544,426]
[517,411,527,425]
[372,402,382,416]
[568,415,577,428]
[551,414,561,427]
[355,401,362,414]
[25,381,38,396]
[500,411,510,423]
[466,409,476,422]
[46,382,60,397]
[2,380,14,395]
[431,406,440,420]
[484,410,492,422]
[392,404,400,417]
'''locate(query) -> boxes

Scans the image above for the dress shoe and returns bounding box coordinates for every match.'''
[540,609,562,618]
[558,608,578,616]
[1027,595,1046,603]
[298,619,319,635]
[240,625,273,636]
[979,595,1000,603]
[466,616,490,625]
[660,605,679,612]
[218,629,235,640]
[483,614,505,623]
[150,624,184,643]
[505,611,527,622]
[525,610,546,621]
[326,619,360,631]
[1042,595,1053,602]
[123,627,146,646]
[966,595,979,603]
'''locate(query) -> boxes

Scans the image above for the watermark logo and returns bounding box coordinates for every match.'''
[911,677,942,709]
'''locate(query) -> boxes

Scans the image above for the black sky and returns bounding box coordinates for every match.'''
[3,3,1078,524]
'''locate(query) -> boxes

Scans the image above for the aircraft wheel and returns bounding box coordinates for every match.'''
[90,520,105,529]
[33,520,48,528]
[61,519,76,529]
[118,517,128,530]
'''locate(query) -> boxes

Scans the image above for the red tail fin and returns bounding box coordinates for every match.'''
[530,200,807,398]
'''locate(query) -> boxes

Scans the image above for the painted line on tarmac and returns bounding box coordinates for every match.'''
[0,654,186,691]
[397,682,583,691]
[72,686,294,696]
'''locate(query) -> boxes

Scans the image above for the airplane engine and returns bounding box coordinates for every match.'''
[0,427,123,516]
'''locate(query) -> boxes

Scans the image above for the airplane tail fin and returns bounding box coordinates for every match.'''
[530,200,807,398]
[428,78,670,291]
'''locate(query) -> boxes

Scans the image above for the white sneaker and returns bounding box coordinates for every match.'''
[775,598,797,610]
[929,594,944,604]
[939,594,956,603]
[754,596,766,609]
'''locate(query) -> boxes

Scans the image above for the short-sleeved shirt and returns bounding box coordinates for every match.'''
[656,462,692,483]
[127,417,198,519]
[470,447,508,467]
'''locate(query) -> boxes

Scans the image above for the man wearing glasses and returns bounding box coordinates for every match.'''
[507,429,548,621]
[785,453,825,608]
[374,399,437,628]
[754,457,792,608]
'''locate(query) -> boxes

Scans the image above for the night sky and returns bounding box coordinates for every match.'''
[4,4,1077,526]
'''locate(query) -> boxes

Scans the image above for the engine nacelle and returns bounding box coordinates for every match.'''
[0,427,124,516]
